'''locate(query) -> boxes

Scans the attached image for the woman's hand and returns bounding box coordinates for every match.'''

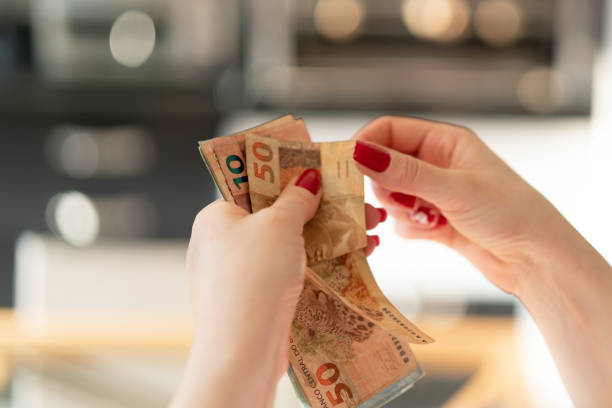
[352,115,564,296]
[172,169,386,408]
[352,116,612,407]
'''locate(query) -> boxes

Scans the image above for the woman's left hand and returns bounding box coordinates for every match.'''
[172,168,386,408]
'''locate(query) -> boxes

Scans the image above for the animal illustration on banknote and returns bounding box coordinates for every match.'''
[312,253,385,322]
[294,279,377,344]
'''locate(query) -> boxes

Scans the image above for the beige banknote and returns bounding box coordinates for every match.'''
[245,135,367,265]
[288,268,423,408]
[251,118,311,141]
[199,114,301,211]
[199,139,233,204]
[198,118,433,408]
[310,251,433,345]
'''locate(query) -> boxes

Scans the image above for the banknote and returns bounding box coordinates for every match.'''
[288,269,423,408]
[310,251,433,345]
[245,135,367,265]
[251,117,311,141]
[199,139,233,204]
[198,118,433,408]
[199,114,306,211]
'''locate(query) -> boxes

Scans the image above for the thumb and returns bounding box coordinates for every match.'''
[271,168,322,227]
[353,141,462,206]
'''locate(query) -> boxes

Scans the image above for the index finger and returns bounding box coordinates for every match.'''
[354,115,464,157]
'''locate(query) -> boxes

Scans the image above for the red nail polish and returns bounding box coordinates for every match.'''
[377,208,387,222]
[295,168,321,195]
[353,141,390,172]
[390,192,417,209]
[419,207,436,223]
[438,215,448,227]
[372,235,380,246]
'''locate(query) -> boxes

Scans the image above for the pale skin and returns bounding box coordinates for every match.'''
[171,116,612,408]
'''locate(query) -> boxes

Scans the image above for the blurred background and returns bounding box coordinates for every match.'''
[0,0,611,406]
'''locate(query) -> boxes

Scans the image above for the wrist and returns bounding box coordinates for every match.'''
[516,213,609,313]
[510,199,579,301]
[510,211,612,407]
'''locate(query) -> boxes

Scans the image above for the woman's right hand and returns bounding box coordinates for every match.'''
[352,116,612,406]
[351,115,574,297]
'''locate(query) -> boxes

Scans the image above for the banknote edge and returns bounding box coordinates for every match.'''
[357,364,424,408]
[286,364,424,408]
[287,366,311,408]
[198,141,235,204]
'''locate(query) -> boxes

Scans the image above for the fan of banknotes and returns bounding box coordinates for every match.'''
[199,115,434,408]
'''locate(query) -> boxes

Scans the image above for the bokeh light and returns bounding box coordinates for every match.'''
[46,191,100,247]
[314,0,366,43]
[517,67,565,114]
[46,126,156,179]
[402,0,471,44]
[474,0,523,47]
[57,129,98,179]
[109,10,156,68]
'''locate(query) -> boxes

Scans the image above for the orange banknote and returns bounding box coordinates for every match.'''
[245,135,367,265]
[199,115,308,212]
[199,117,433,408]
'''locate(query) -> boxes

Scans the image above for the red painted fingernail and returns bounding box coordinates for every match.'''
[419,207,436,223]
[372,235,380,246]
[438,215,448,227]
[390,192,417,209]
[353,141,390,172]
[377,208,387,222]
[295,168,321,195]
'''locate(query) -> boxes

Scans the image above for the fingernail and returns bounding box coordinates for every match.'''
[419,207,436,223]
[353,141,390,172]
[438,215,448,227]
[390,192,417,209]
[372,235,380,246]
[295,168,321,195]
[377,208,387,222]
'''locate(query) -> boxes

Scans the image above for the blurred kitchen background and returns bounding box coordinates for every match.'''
[1,0,611,407]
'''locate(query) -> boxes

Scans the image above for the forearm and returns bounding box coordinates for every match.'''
[518,219,612,407]
[171,296,292,408]
[171,344,275,408]
[171,331,280,408]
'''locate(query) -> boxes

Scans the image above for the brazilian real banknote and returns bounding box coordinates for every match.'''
[199,116,433,407]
